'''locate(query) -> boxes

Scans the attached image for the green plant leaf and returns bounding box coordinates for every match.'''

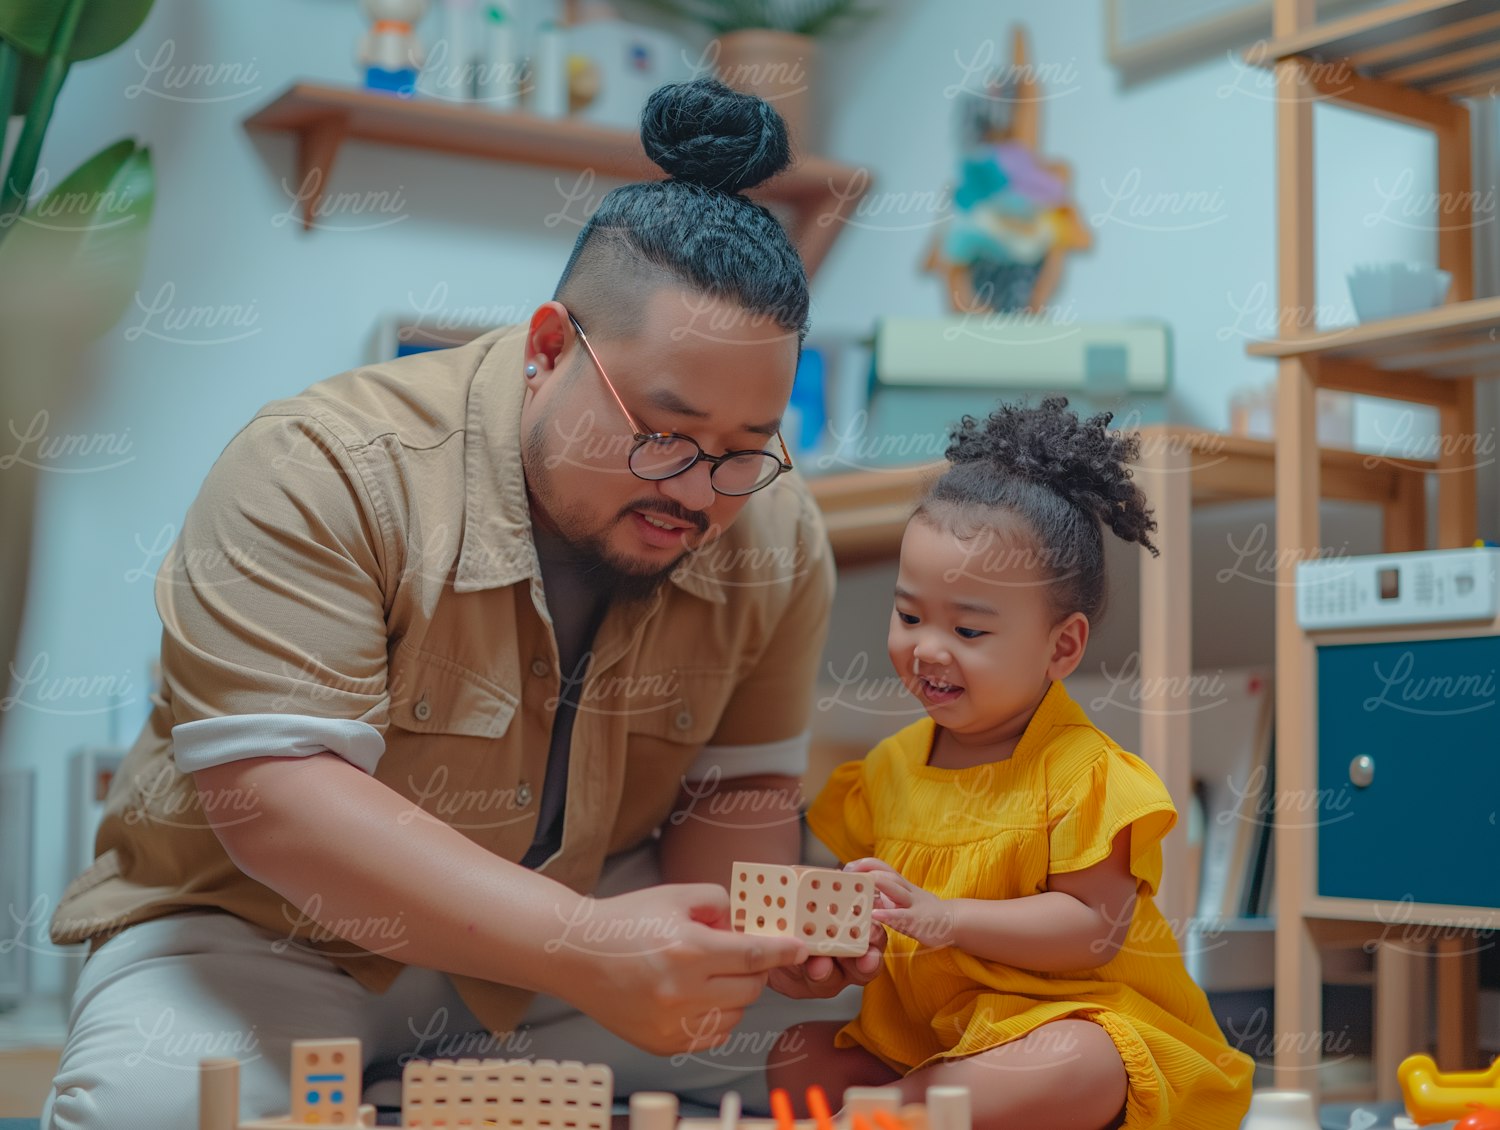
[0,0,156,61]
[0,137,154,337]
[623,0,878,35]
[8,45,41,113]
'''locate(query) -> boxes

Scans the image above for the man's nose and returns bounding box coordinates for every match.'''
[654,460,716,516]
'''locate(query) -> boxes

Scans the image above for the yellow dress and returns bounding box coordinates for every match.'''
[806,680,1254,1130]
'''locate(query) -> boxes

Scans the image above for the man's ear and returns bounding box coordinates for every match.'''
[1046,611,1090,681]
[525,301,573,385]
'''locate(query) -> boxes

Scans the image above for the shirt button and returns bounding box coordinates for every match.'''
[674,710,693,731]
[413,697,432,722]
[517,780,533,806]
[530,659,549,678]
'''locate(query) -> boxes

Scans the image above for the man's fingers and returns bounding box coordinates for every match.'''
[699,927,805,975]
[676,883,733,929]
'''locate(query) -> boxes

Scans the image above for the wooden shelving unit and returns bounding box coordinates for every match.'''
[806,427,1432,928]
[1252,0,1500,100]
[242,82,872,277]
[1251,0,1495,1102]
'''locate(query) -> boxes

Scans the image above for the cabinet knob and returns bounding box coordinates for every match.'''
[1349,754,1375,788]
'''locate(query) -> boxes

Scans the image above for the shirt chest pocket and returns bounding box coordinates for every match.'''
[606,668,734,852]
[388,643,518,738]
[381,644,529,837]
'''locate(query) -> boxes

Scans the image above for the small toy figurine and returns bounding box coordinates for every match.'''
[358,0,429,97]
[1399,1053,1500,1126]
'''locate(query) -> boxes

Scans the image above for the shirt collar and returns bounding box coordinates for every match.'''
[453,324,725,604]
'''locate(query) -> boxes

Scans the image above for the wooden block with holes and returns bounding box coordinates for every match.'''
[730,862,873,957]
[290,1038,361,1125]
[400,1057,612,1130]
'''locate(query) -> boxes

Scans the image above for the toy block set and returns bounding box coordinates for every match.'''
[729,862,874,958]
[197,1042,971,1130]
[197,862,890,1129]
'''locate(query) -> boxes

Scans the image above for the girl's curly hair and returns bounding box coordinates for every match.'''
[916,396,1159,624]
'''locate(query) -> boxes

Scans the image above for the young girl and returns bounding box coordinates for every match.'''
[770,399,1254,1130]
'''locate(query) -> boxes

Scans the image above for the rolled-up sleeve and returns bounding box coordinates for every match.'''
[158,412,393,774]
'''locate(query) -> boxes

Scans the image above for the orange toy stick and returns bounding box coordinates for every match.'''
[851,1114,877,1130]
[770,1089,796,1130]
[873,1112,906,1130]
[806,1086,834,1130]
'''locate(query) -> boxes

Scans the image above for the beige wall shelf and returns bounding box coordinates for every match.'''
[241,82,872,277]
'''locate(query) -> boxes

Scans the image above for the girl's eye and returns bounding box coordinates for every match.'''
[897,611,918,625]
[955,627,987,639]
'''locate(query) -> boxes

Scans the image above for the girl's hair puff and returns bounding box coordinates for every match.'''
[915,396,1159,624]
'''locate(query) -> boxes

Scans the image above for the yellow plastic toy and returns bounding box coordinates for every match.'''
[1398,1053,1500,1125]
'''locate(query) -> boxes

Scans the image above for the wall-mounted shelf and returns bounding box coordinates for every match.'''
[242,82,872,277]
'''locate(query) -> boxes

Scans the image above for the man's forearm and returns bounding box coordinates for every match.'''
[658,774,802,887]
[198,752,588,997]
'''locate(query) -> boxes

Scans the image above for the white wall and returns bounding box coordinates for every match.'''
[3,0,1445,998]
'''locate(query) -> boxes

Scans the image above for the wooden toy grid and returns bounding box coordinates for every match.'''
[400,1057,612,1130]
[730,863,873,958]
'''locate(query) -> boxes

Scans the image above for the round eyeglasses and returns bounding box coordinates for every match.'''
[566,311,794,498]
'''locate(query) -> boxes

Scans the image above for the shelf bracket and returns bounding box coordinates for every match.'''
[294,112,351,233]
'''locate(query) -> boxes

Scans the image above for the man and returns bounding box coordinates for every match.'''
[44,78,884,1130]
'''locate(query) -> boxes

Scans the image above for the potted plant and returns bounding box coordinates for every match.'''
[626,0,880,149]
[0,0,157,745]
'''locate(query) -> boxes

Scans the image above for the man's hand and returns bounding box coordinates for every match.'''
[550,883,805,1056]
[766,908,886,999]
[844,857,957,950]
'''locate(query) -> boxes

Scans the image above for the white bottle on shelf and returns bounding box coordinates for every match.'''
[531,19,568,117]
[430,0,478,101]
[476,1,519,108]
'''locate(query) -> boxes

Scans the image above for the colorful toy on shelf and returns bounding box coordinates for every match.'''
[730,861,873,958]
[922,25,1090,315]
[1458,1108,1500,1130]
[358,0,429,98]
[1398,1053,1500,1125]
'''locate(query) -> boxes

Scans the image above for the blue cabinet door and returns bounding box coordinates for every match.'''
[1317,635,1500,908]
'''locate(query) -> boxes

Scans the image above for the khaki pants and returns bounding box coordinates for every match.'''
[42,843,862,1129]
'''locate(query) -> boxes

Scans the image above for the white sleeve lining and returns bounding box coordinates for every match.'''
[172,714,385,776]
[682,731,810,783]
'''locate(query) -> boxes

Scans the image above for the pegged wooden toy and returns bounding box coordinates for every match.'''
[730,862,874,958]
[1398,1053,1500,1125]
[401,1057,612,1130]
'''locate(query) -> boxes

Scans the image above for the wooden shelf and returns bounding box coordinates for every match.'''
[1248,295,1500,379]
[1255,0,1500,101]
[804,427,1435,567]
[242,82,871,276]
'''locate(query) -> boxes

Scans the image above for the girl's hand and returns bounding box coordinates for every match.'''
[843,858,956,950]
[766,914,886,999]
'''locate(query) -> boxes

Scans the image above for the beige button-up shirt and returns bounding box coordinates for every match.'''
[50,324,835,1035]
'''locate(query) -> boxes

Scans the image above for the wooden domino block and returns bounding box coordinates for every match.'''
[730,862,873,957]
[401,1057,612,1130]
[290,1038,361,1125]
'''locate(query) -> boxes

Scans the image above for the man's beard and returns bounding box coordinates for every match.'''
[524,420,703,603]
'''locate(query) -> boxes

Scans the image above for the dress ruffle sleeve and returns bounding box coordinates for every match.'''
[807,759,876,864]
[1049,747,1178,896]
